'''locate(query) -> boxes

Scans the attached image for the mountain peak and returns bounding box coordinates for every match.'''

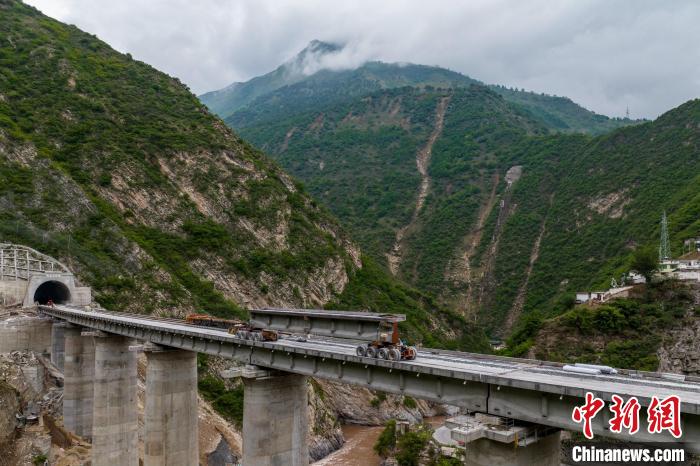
[303,40,344,55]
[283,40,347,77]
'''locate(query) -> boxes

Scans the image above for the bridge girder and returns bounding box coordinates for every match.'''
[40,305,700,451]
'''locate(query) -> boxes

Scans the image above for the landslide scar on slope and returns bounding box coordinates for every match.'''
[445,172,500,315]
[386,95,450,275]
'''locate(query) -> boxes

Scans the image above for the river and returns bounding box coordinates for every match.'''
[313,416,447,466]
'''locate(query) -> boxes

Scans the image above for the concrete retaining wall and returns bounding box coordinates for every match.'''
[0,280,28,306]
[72,287,92,306]
[0,316,52,354]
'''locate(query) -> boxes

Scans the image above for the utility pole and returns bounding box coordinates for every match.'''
[659,211,671,260]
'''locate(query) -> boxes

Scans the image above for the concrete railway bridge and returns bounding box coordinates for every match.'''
[1,246,700,465]
[22,304,700,466]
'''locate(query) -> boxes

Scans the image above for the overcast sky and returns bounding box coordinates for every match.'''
[26,0,700,119]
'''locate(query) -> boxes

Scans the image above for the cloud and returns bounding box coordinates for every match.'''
[24,0,700,118]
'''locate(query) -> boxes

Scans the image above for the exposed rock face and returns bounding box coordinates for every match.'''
[0,381,19,449]
[308,380,344,461]
[317,379,440,425]
[657,316,700,375]
[657,286,700,375]
[657,285,700,375]
[0,350,58,465]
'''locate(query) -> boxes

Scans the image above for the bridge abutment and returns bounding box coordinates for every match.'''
[242,367,309,466]
[92,334,139,466]
[144,346,199,466]
[63,326,94,439]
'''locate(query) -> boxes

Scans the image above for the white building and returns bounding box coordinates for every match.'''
[575,291,606,304]
[659,237,700,282]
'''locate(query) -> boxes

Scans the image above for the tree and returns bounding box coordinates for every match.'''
[631,246,658,284]
[374,420,396,457]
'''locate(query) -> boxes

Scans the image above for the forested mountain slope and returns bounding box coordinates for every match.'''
[204,41,640,135]
[485,99,700,334]
[232,65,700,337]
[0,0,487,350]
[234,84,545,314]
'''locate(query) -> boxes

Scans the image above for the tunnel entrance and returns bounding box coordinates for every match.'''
[33,280,71,305]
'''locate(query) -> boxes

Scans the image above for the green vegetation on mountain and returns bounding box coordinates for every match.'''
[483,99,700,333]
[509,281,698,371]
[225,38,699,338]
[399,87,545,292]
[328,256,489,351]
[234,86,441,259]
[492,85,636,135]
[236,87,612,298]
[205,41,640,135]
[197,353,245,428]
[233,84,548,302]
[225,61,477,130]
[0,0,486,350]
[199,40,345,117]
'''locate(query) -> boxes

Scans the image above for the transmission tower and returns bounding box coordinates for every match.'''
[659,211,671,260]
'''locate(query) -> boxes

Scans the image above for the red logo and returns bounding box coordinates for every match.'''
[572,392,605,439]
[609,395,641,434]
[572,393,683,439]
[647,395,682,438]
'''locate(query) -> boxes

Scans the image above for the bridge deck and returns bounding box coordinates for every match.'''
[40,305,700,409]
[38,304,700,449]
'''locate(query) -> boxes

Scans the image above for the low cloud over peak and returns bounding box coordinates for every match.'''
[25,0,700,119]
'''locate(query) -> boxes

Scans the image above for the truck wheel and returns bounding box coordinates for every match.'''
[356,345,367,357]
[251,332,263,341]
[389,348,401,361]
[378,348,389,360]
[407,346,417,360]
[366,346,378,358]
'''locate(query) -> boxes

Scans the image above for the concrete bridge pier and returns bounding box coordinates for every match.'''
[242,366,308,466]
[143,345,199,466]
[50,321,67,372]
[461,431,561,466]
[91,333,139,466]
[62,326,94,439]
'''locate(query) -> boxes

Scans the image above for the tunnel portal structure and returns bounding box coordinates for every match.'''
[0,243,91,307]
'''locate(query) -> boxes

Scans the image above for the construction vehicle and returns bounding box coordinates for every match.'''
[185,314,278,342]
[187,310,415,359]
[355,320,417,361]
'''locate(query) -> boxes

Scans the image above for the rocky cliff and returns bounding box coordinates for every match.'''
[657,284,700,375]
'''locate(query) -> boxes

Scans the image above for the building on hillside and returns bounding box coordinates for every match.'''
[575,286,636,305]
[575,235,700,306]
[575,291,606,304]
[658,237,700,282]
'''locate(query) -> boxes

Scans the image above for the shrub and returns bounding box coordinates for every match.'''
[374,420,396,457]
[198,375,244,428]
[395,429,432,466]
[403,396,417,409]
